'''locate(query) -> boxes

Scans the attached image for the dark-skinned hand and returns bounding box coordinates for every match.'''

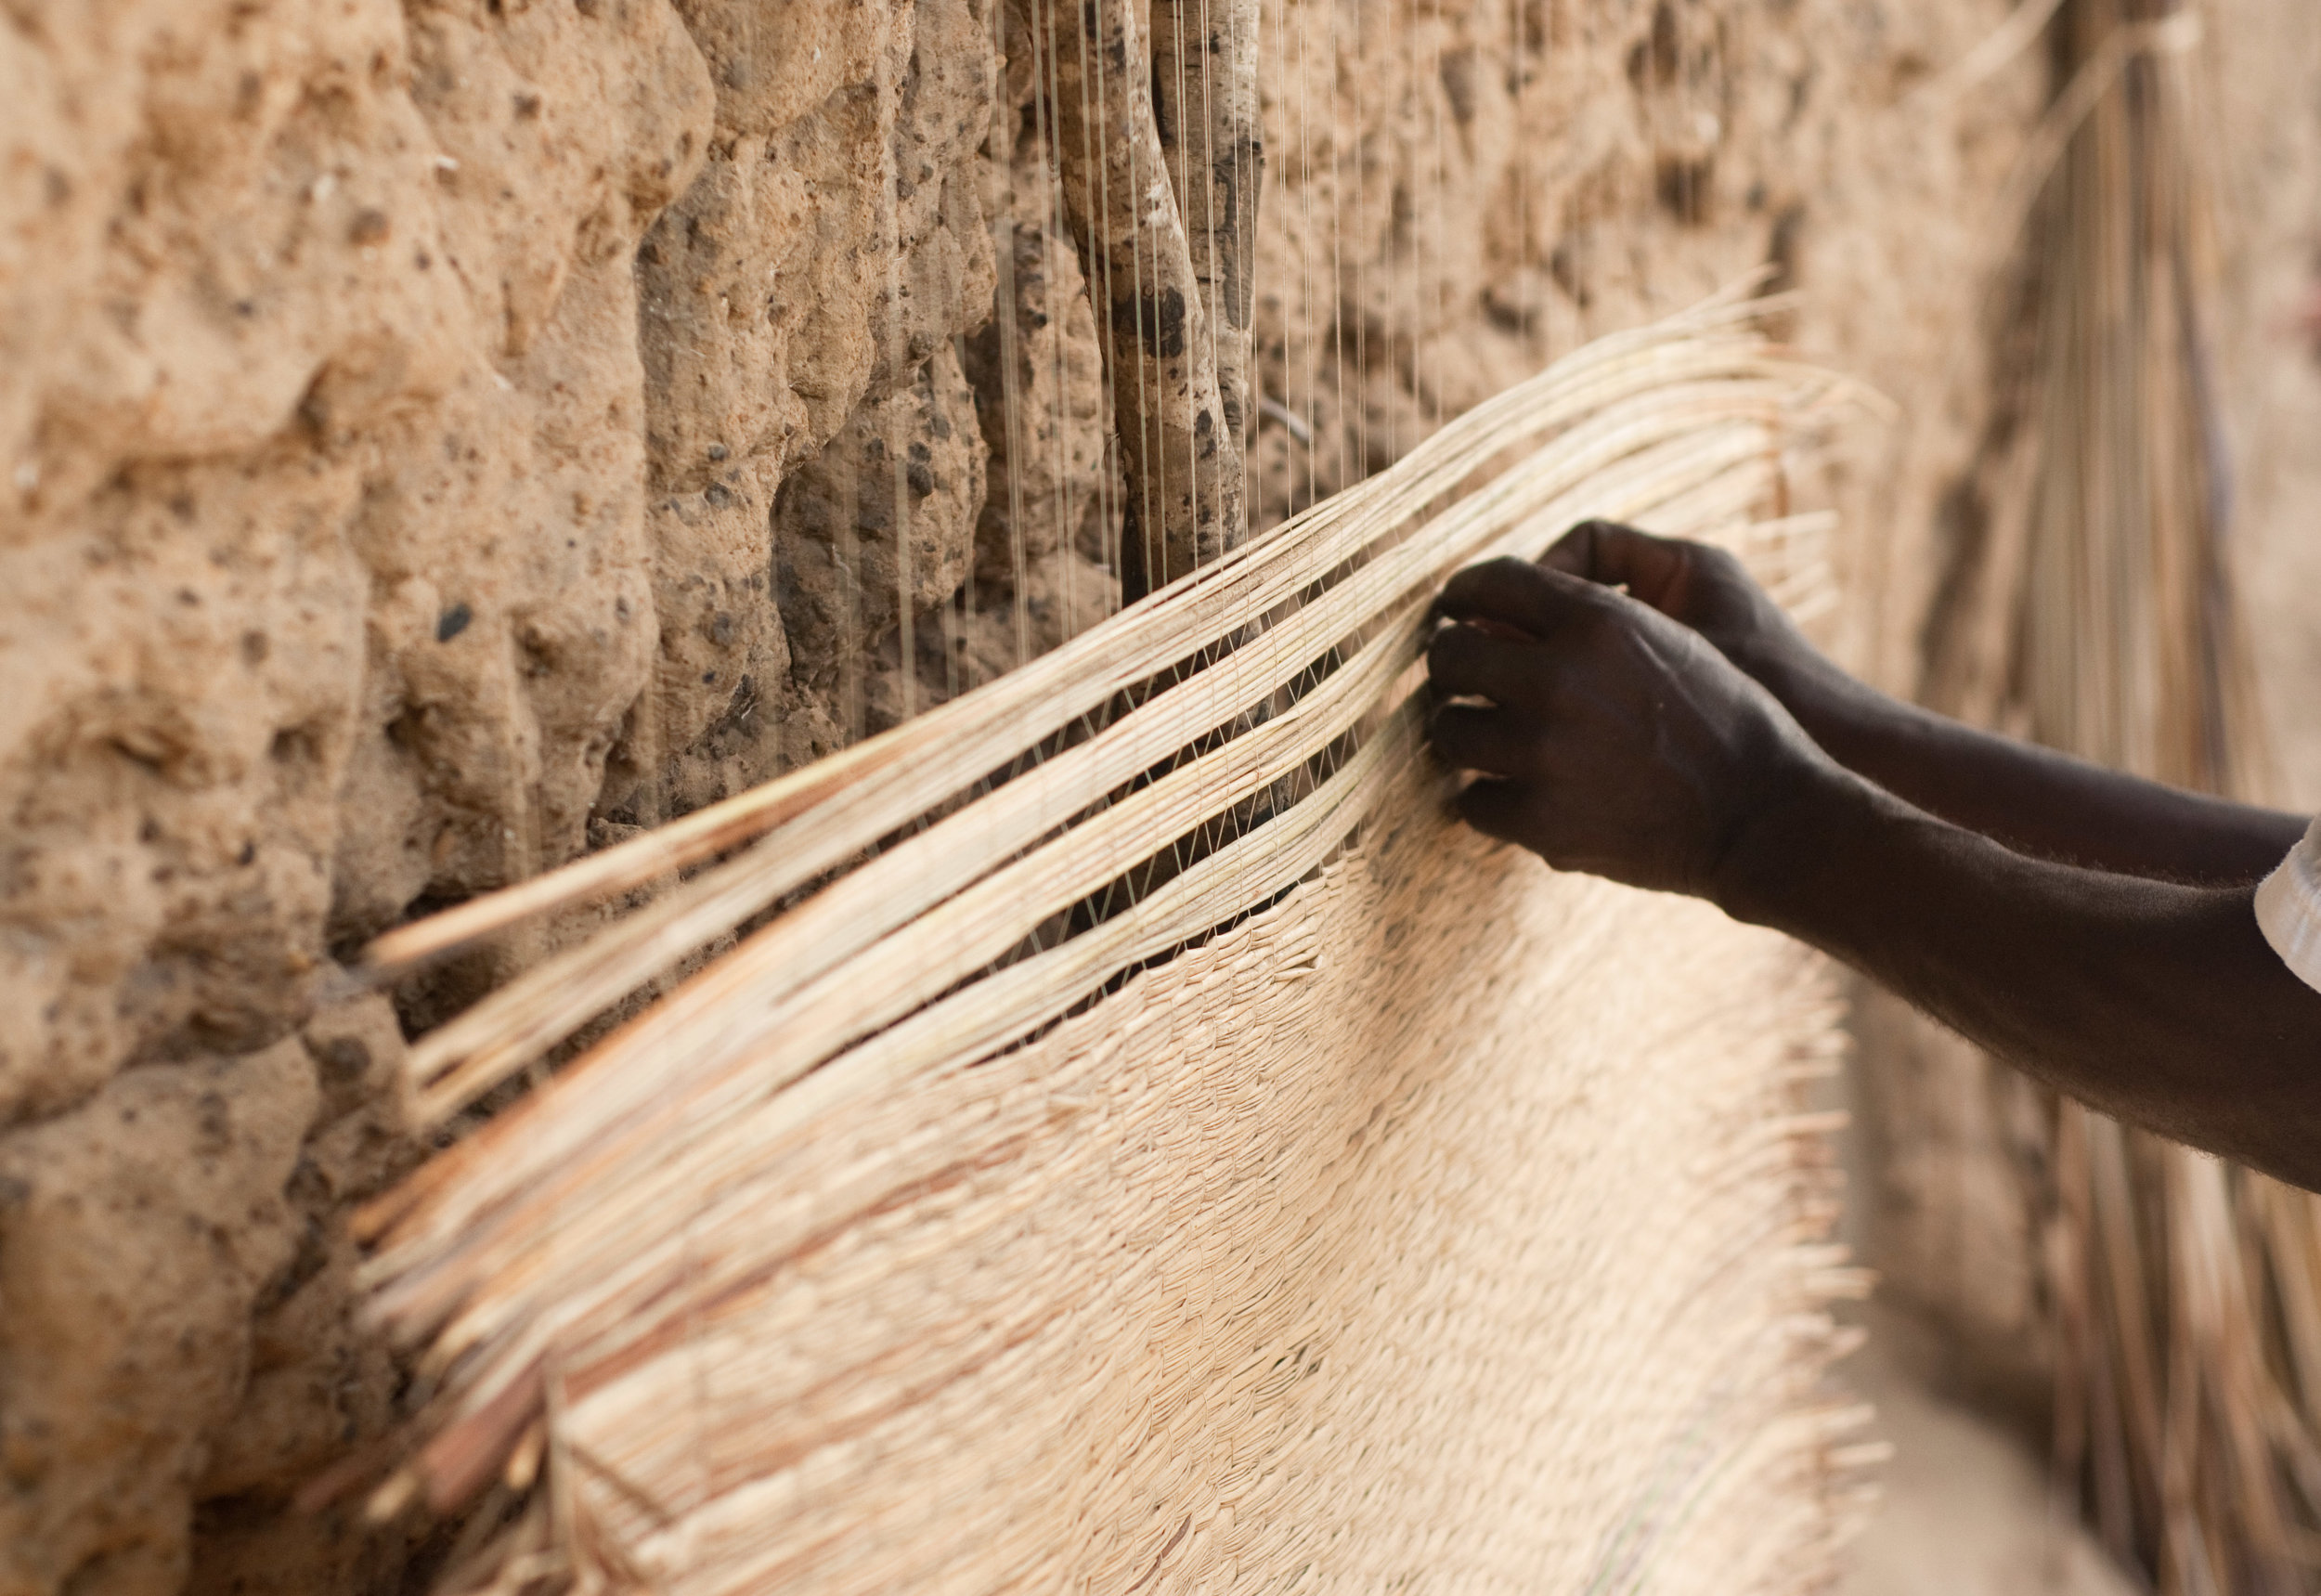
[1425,550,1833,902]
[1425,521,2321,1196]
[1539,519,2305,885]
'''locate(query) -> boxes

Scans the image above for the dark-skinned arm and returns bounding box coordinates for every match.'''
[1722,761,2320,1187]
[1426,554,2321,1194]
[1538,520,2307,883]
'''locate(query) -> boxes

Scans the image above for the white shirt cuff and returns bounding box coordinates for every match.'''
[2254,814,2321,997]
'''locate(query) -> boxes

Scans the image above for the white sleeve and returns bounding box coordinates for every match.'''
[2255,814,2321,997]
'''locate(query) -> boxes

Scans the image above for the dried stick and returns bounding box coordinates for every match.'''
[1149,0,1264,476]
[1043,0,1240,601]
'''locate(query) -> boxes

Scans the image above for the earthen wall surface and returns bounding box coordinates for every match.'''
[3,1,2313,1590]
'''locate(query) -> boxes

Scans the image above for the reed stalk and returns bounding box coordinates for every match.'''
[1923,1,2302,1586]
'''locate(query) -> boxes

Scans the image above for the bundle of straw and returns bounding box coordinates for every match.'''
[1923,0,2304,1586]
[350,300,1872,1592]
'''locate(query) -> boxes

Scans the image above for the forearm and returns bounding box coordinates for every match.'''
[1718,762,2321,1189]
[1759,655,2302,884]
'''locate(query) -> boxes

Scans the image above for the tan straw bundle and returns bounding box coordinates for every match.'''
[1918,2,2315,1586]
[350,299,1874,1592]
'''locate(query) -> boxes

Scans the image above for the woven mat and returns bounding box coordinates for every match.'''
[350,304,1873,1592]
[552,798,1861,1592]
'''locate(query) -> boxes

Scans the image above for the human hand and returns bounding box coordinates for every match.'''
[1425,553,1835,903]
[1538,520,1866,733]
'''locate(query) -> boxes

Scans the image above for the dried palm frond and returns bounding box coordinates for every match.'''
[346,299,1873,1592]
[1923,1,2303,1588]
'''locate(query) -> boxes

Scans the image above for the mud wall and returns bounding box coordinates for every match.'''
[1,1,2307,1592]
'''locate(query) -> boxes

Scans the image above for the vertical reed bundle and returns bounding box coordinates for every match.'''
[1924,1,2303,1586]
[345,303,1874,1592]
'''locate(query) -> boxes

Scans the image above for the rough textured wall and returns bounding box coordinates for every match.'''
[0,0,996,1587]
[4,1,711,1588]
[5,0,2280,1591]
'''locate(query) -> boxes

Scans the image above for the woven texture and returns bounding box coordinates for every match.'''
[353,305,1871,1592]
[538,817,1851,1592]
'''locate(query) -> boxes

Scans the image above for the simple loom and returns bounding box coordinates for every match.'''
[345,0,1877,1587]
[346,295,1873,1593]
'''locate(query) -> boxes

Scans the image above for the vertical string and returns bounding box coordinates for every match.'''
[1383,0,1401,472]
[1059,0,1110,591]
[1426,0,1447,433]
[1294,0,1322,517]
[1511,0,1533,369]
[888,160,918,725]
[1106,1,1152,590]
[1238,0,1261,541]
[1349,0,1370,486]
[1379,0,1399,475]
[1042,60,1080,643]
[1159,0,1197,880]
[1179,0,1212,568]
[939,345,965,702]
[1391,0,1409,470]
[1094,0,1156,590]
[836,420,865,746]
[1558,0,1586,349]
[1026,0,1083,629]
[1383,0,1402,468]
[1080,0,1129,925]
[990,0,1033,677]
[1323,0,1348,498]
